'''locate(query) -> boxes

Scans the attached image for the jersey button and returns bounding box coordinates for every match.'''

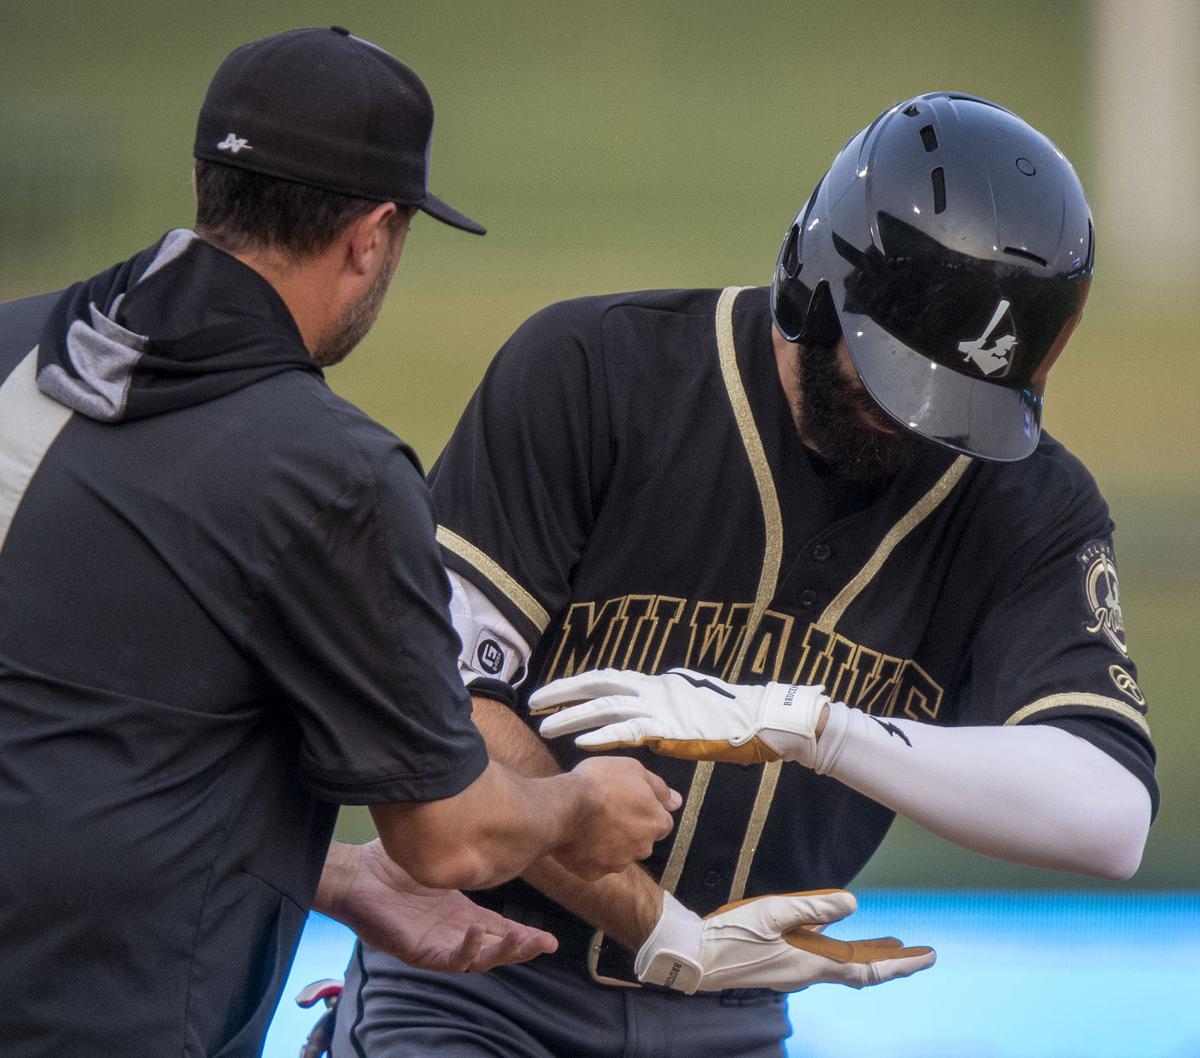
[702,870,723,890]
[813,543,832,562]
[799,589,817,609]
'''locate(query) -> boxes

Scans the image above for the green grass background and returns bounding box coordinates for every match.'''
[2,0,1194,889]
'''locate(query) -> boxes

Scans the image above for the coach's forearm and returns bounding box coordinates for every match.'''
[369,762,595,890]
[474,696,666,948]
[370,709,677,892]
[814,703,1152,879]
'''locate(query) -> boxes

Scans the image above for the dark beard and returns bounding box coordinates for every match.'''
[795,342,925,483]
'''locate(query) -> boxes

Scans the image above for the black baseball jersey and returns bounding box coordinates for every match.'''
[0,232,486,1057]
[430,285,1156,943]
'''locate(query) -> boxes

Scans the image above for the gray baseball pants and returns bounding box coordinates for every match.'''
[330,941,792,1058]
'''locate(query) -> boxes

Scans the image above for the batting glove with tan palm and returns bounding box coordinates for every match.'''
[534,668,829,766]
[636,891,935,994]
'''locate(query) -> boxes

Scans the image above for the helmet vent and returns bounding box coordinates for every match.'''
[920,124,939,152]
[1003,246,1048,267]
[931,166,946,213]
[903,103,921,117]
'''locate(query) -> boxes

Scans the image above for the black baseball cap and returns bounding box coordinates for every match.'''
[194,26,485,234]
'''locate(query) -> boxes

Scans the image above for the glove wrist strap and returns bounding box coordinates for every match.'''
[755,682,829,765]
[635,892,704,994]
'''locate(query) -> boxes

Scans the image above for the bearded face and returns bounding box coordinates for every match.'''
[793,339,927,482]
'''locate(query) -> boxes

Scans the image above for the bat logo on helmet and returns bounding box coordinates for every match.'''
[957,299,1018,377]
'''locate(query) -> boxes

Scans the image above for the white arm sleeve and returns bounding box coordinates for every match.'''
[447,569,532,688]
[812,703,1152,880]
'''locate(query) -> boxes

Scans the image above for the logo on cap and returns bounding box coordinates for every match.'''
[216,132,252,155]
[957,299,1017,376]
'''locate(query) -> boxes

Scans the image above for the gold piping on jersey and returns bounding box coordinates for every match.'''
[815,455,972,633]
[662,287,787,906]
[435,525,550,632]
[713,286,784,678]
[659,761,715,893]
[728,758,781,900]
[1005,692,1151,738]
[730,405,972,901]
[716,285,789,904]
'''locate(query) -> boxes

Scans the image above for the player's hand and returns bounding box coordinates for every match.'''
[636,891,935,994]
[326,841,558,972]
[535,668,830,766]
[552,756,681,881]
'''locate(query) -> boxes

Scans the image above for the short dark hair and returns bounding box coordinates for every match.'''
[194,159,407,259]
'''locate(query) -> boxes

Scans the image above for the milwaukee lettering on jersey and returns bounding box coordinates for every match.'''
[543,594,943,721]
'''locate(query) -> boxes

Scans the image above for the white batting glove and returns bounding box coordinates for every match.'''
[534,668,829,766]
[635,891,935,994]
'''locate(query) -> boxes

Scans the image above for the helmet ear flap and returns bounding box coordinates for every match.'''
[772,271,842,347]
[771,180,842,347]
[803,282,842,349]
[771,223,807,341]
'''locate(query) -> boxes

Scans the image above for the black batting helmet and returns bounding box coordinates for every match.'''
[770,91,1094,461]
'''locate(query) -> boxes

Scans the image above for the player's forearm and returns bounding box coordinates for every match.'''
[523,859,664,950]
[815,703,1152,879]
[474,695,666,947]
[472,694,561,777]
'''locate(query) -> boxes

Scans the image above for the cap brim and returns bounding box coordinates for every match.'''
[420,191,485,235]
[839,307,1043,462]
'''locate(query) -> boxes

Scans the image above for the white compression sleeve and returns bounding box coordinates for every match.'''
[812,703,1152,880]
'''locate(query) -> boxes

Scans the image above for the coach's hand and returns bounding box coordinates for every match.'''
[552,756,681,881]
[636,891,935,994]
[320,841,557,972]
[535,668,830,766]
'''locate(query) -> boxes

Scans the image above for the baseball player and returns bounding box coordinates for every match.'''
[331,93,1156,1058]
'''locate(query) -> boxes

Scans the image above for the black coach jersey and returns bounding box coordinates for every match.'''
[430,285,1156,936]
[0,232,486,1057]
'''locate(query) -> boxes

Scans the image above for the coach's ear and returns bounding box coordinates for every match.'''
[345,201,404,277]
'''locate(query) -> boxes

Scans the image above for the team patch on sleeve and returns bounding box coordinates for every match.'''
[468,627,523,683]
[1076,540,1126,655]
